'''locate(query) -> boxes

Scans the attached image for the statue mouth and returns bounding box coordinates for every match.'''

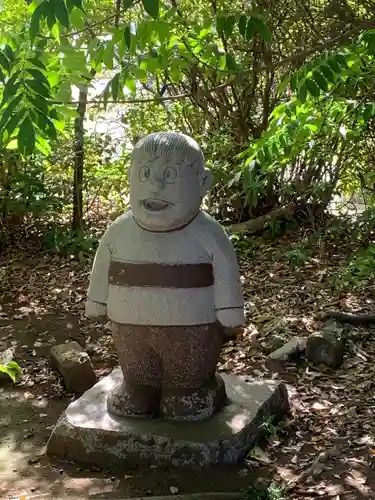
[141,199,173,212]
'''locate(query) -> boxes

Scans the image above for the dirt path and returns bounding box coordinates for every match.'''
[1,231,375,499]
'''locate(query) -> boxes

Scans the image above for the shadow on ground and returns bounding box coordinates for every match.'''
[1,247,375,499]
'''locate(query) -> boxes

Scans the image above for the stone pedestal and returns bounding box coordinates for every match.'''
[46,367,289,468]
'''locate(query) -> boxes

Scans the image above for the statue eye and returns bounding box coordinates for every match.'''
[139,166,151,182]
[164,166,178,184]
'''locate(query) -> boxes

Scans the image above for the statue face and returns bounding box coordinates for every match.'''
[129,153,209,231]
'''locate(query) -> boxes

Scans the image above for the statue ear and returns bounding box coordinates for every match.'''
[199,168,213,197]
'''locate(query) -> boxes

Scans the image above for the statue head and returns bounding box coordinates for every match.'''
[129,132,213,232]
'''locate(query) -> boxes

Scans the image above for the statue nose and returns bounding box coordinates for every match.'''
[150,173,165,190]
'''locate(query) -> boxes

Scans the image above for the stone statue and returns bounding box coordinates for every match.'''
[85,132,244,421]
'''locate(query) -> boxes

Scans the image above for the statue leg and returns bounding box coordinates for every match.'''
[107,322,161,417]
[159,323,226,421]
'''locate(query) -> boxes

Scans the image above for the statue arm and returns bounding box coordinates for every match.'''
[85,235,111,318]
[210,226,245,328]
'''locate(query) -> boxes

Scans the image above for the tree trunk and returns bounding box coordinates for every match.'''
[72,86,88,233]
[229,203,297,234]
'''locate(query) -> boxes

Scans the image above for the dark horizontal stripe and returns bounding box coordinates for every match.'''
[216,306,244,311]
[108,261,214,288]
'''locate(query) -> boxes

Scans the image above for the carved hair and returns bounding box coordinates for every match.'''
[131,132,205,174]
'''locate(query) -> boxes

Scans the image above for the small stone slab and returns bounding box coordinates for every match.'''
[269,336,306,361]
[306,330,344,369]
[50,341,96,393]
[46,367,289,468]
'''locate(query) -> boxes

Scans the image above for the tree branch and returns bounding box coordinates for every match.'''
[55,81,233,106]
[265,18,375,71]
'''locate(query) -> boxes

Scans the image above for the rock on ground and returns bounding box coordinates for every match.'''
[50,341,96,393]
[268,336,306,361]
[306,330,344,369]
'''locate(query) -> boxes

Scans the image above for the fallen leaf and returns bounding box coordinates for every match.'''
[248,446,272,464]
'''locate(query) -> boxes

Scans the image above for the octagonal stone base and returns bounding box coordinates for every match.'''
[46,367,289,468]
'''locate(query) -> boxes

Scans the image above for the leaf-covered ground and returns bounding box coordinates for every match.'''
[1,226,375,499]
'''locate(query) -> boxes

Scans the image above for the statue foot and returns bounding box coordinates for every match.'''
[160,374,227,421]
[107,381,160,418]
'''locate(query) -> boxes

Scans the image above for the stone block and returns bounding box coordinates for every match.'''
[306,330,344,369]
[50,341,96,393]
[269,336,306,361]
[46,367,290,468]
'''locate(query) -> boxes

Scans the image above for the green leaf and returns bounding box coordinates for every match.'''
[28,93,50,114]
[27,68,51,88]
[61,48,87,72]
[5,361,21,374]
[0,52,10,73]
[4,45,15,62]
[125,78,136,95]
[0,98,19,132]
[111,72,120,101]
[218,53,226,70]
[47,10,57,30]
[6,138,18,150]
[238,15,247,37]
[49,107,60,120]
[290,73,298,91]
[55,80,71,102]
[217,15,235,37]
[3,109,25,139]
[103,41,115,70]
[52,116,65,133]
[35,135,52,155]
[70,7,85,29]
[102,80,110,109]
[142,0,159,19]
[66,0,84,11]
[139,56,159,73]
[305,78,320,97]
[122,0,133,8]
[47,71,60,87]
[0,67,5,83]
[124,26,131,49]
[0,362,20,383]
[327,57,341,73]
[263,144,272,163]
[25,79,51,98]
[216,16,226,36]
[320,64,336,84]
[155,20,169,43]
[252,17,272,42]
[246,18,256,41]
[117,37,126,58]
[298,82,307,103]
[30,3,46,39]
[52,0,70,28]
[226,52,237,71]
[35,110,58,139]
[2,72,21,104]
[312,71,328,92]
[51,22,61,42]
[18,115,36,156]
[257,148,265,165]
[335,53,347,68]
[56,105,78,118]
[363,103,375,122]
[224,15,235,37]
[27,57,47,70]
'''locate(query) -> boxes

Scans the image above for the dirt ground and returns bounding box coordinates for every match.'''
[1,228,375,499]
